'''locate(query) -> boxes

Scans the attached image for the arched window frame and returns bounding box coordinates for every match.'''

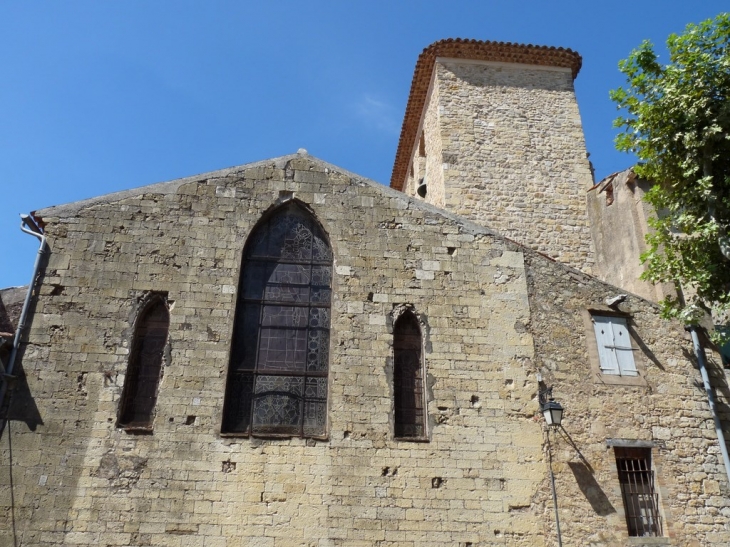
[392,307,428,441]
[222,200,333,439]
[117,293,170,432]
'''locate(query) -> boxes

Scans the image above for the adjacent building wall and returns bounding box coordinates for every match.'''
[587,168,675,303]
[525,250,730,546]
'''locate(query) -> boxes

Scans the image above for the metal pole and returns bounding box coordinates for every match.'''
[0,216,47,435]
[686,325,730,489]
[546,427,563,547]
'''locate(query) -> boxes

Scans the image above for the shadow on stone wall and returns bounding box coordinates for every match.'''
[4,360,43,432]
[557,427,617,517]
[629,320,664,370]
[568,461,616,516]
[1,266,46,437]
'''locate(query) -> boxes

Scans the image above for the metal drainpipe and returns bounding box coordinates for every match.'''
[686,325,730,489]
[0,215,48,432]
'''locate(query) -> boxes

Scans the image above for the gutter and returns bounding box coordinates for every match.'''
[686,325,730,489]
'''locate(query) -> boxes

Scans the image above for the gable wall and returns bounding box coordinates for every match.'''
[2,156,728,546]
[3,157,547,546]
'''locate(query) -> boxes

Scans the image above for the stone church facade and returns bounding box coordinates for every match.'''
[1,39,729,547]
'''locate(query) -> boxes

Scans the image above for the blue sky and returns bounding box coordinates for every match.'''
[1,2,727,288]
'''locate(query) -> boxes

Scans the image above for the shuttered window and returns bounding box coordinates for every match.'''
[592,316,637,376]
[222,202,332,438]
[118,297,169,430]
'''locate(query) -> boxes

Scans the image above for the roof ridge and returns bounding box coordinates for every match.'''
[34,153,307,218]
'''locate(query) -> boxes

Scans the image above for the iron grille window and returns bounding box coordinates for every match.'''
[393,311,426,439]
[615,447,662,537]
[222,202,332,438]
[118,297,169,430]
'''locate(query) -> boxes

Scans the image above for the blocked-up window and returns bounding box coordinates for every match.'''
[615,447,663,537]
[118,296,170,430]
[592,315,637,376]
[393,311,426,440]
[222,202,332,438]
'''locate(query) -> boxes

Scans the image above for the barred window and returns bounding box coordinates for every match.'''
[222,202,332,438]
[118,296,169,431]
[615,447,663,537]
[393,311,426,439]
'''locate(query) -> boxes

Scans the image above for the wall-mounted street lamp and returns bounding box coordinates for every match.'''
[539,384,564,547]
[540,386,564,427]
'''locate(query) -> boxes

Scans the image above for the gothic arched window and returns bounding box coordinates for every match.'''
[222,202,332,438]
[118,296,169,430]
[393,311,426,439]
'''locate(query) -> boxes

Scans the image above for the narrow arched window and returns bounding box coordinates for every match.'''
[118,296,169,430]
[393,311,426,439]
[222,202,332,438]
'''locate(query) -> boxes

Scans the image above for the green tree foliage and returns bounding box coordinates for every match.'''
[611,13,730,337]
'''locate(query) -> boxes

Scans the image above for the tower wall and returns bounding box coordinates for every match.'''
[398,52,595,273]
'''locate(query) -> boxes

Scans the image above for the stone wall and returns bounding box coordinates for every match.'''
[420,71,446,209]
[2,156,546,546]
[0,286,26,336]
[404,73,445,208]
[524,250,730,546]
[1,286,27,395]
[1,155,728,546]
[405,59,595,274]
[587,169,675,303]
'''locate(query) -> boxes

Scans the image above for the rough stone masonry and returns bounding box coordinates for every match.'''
[1,38,729,547]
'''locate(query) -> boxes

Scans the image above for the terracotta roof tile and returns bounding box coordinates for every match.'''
[390,38,582,190]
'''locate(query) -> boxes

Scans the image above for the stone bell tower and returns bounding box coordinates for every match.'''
[391,38,595,273]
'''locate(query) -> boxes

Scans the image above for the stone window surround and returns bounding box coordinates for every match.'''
[118,292,171,433]
[583,309,648,387]
[220,201,333,440]
[389,304,430,443]
[606,439,671,544]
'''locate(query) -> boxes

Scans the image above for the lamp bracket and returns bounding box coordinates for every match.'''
[538,385,554,407]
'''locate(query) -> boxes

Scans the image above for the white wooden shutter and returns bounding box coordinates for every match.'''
[611,318,638,376]
[593,316,619,374]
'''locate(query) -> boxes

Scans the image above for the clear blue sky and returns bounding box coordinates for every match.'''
[1,2,727,288]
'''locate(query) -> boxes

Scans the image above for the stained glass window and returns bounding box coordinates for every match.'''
[118,297,169,430]
[223,202,332,437]
[393,311,426,439]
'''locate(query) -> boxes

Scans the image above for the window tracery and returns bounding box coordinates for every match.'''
[223,202,332,437]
